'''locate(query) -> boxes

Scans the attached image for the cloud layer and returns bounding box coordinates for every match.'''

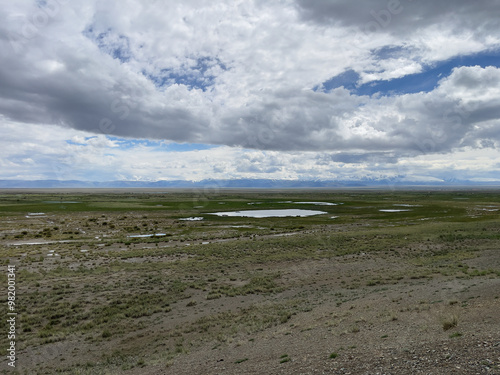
[1,0,500,181]
[1,119,499,183]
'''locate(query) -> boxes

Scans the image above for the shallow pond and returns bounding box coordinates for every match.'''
[294,201,339,206]
[43,201,80,204]
[208,209,327,218]
[379,209,411,212]
[127,233,166,238]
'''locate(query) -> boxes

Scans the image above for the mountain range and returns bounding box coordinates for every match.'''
[0,179,498,189]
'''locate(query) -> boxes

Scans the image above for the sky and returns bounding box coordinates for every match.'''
[1,0,500,183]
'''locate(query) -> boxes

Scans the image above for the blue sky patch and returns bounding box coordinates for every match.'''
[66,136,97,146]
[318,50,500,97]
[162,142,217,152]
[84,27,132,63]
[317,69,360,92]
[106,137,217,152]
[66,139,85,146]
[144,57,226,91]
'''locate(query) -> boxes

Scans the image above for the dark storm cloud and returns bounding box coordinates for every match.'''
[0,34,208,142]
[327,152,398,164]
[295,0,500,37]
[215,88,360,151]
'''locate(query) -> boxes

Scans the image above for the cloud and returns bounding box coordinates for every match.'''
[0,0,499,182]
[295,0,500,39]
[1,118,499,182]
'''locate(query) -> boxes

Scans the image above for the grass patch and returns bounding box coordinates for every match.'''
[280,354,290,363]
[442,315,459,331]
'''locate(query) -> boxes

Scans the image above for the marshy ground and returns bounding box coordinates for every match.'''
[0,189,499,374]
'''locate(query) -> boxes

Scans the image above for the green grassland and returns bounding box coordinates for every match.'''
[0,189,499,374]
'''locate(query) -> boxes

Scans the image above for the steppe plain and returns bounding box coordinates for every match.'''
[0,189,499,374]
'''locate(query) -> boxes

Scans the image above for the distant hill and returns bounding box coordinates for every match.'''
[0,179,498,189]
